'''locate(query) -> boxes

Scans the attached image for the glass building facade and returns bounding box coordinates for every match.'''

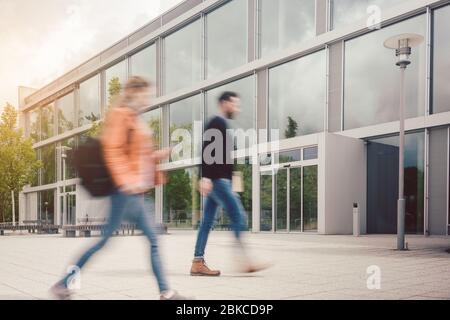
[19,0,450,236]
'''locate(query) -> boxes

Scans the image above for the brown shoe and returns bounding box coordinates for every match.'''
[190,258,221,277]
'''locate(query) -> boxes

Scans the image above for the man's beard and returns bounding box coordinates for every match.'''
[225,112,235,120]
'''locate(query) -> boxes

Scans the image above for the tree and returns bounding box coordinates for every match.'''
[0,104,42,223]
[108,77,121,105]
[284,116,298,139]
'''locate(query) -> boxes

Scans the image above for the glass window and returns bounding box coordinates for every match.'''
[331,0,410,30]
[367,131,424,234]
[344,16,426,130]
[206,76,255,132]
[141,108,161,150]
[303,165,318,231]
[79,75,101,126]
[274,150,302,164]
[38,189,55,224]
[28,109,40,143]
[237,159,252,230]
[164,20,202,94]
[260,0,315,57]
[433,5,450,114]
[207,0,247,78]
[269,51,326,139]
[169,95,202,162]
[163,167,200,229]
[260,171,273,231]
[303,146,318,160]
[60,138,77,180]
[105,60,127,107]
[32,149,40,187]
[41,144,56,185]
[56,93,75,134]
[215,158,253,230]
[41,103,55,140]
[130,45,157,96]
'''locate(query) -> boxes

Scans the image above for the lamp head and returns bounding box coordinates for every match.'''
[384,33,424,68]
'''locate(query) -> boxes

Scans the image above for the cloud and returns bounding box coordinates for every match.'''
[0,0,183,113]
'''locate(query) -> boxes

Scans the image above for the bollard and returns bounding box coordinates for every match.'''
[353,203,360,237]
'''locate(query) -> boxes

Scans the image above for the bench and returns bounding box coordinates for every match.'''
[0,222,60,235]
[62,223,137,238]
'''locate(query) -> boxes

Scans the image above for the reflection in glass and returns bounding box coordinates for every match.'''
[276,169,287,231]
[235,158,252,230]
[105,60,127,107]
[303,147,318,160]
[141,108,161,150]
[41,144,56,185]
[367,131,424,234]
[169,95,202,162]
[163,167,200,229]
[269,51,326,139]
[130,45,157,96]
[260,171,273,231]
[331,0,409,30]
[274,150,301,164]
[260,0,315,57]
[79,75,101,126]
[433,5,450,114]
[164,20,202,94]
[32,149,40,187]
[207,0,247,78]
[344,16,426,130]
[57,93,75,134]
[28,109,40,143]
[206,76,255,132]
[303,165,318,231]
[290,168,302,231]
[39,189,55,224]
[41,103,55,140]
[60,138,77,180]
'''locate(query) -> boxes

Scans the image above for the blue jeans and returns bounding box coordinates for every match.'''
[194,179,246,258]
[63,190,169,293]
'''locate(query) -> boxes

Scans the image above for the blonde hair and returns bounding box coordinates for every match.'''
[112,76,152,109]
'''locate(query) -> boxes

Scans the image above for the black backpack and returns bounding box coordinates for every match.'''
[71,137,115,197]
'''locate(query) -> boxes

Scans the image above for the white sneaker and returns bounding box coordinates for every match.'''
[160,289,191,300]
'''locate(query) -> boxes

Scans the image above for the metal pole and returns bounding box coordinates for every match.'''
[11,190,15,227]
[397,66,406,250]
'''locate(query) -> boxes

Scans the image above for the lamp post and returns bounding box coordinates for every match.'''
[59,146,72,226]
[384,33,424,251]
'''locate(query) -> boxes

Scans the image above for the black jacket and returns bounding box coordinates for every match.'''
[201,116,234,181]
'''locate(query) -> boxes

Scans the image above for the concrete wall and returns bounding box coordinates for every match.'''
[320,133,366,235]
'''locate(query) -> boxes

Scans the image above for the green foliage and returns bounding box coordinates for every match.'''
[108,77,122,105]
[0,104,42,222]
[285,116,298,139]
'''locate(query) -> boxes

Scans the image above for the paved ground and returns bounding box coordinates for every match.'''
[0,230,449,300]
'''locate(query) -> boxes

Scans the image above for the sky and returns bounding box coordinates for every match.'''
[0,0,184,113]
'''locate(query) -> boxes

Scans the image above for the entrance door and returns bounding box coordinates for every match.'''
[260,165,317,232]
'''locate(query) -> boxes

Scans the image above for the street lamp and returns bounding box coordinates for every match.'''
[59,146,72,226]
[384,33,424,251]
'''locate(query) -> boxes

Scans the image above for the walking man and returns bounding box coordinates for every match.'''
[190,91,268,277]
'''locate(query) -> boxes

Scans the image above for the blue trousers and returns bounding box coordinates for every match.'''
[194,179,246,258]
[63,190,169,293]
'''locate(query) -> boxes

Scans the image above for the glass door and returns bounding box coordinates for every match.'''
[260,164,317,232]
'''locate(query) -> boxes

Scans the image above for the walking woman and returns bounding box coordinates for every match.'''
[51,76,186,300]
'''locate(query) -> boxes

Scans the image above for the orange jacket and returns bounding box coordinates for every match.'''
[101,106,165,191]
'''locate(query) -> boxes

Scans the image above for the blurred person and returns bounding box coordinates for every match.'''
[51,76,187,300]
[190,91,269,277]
